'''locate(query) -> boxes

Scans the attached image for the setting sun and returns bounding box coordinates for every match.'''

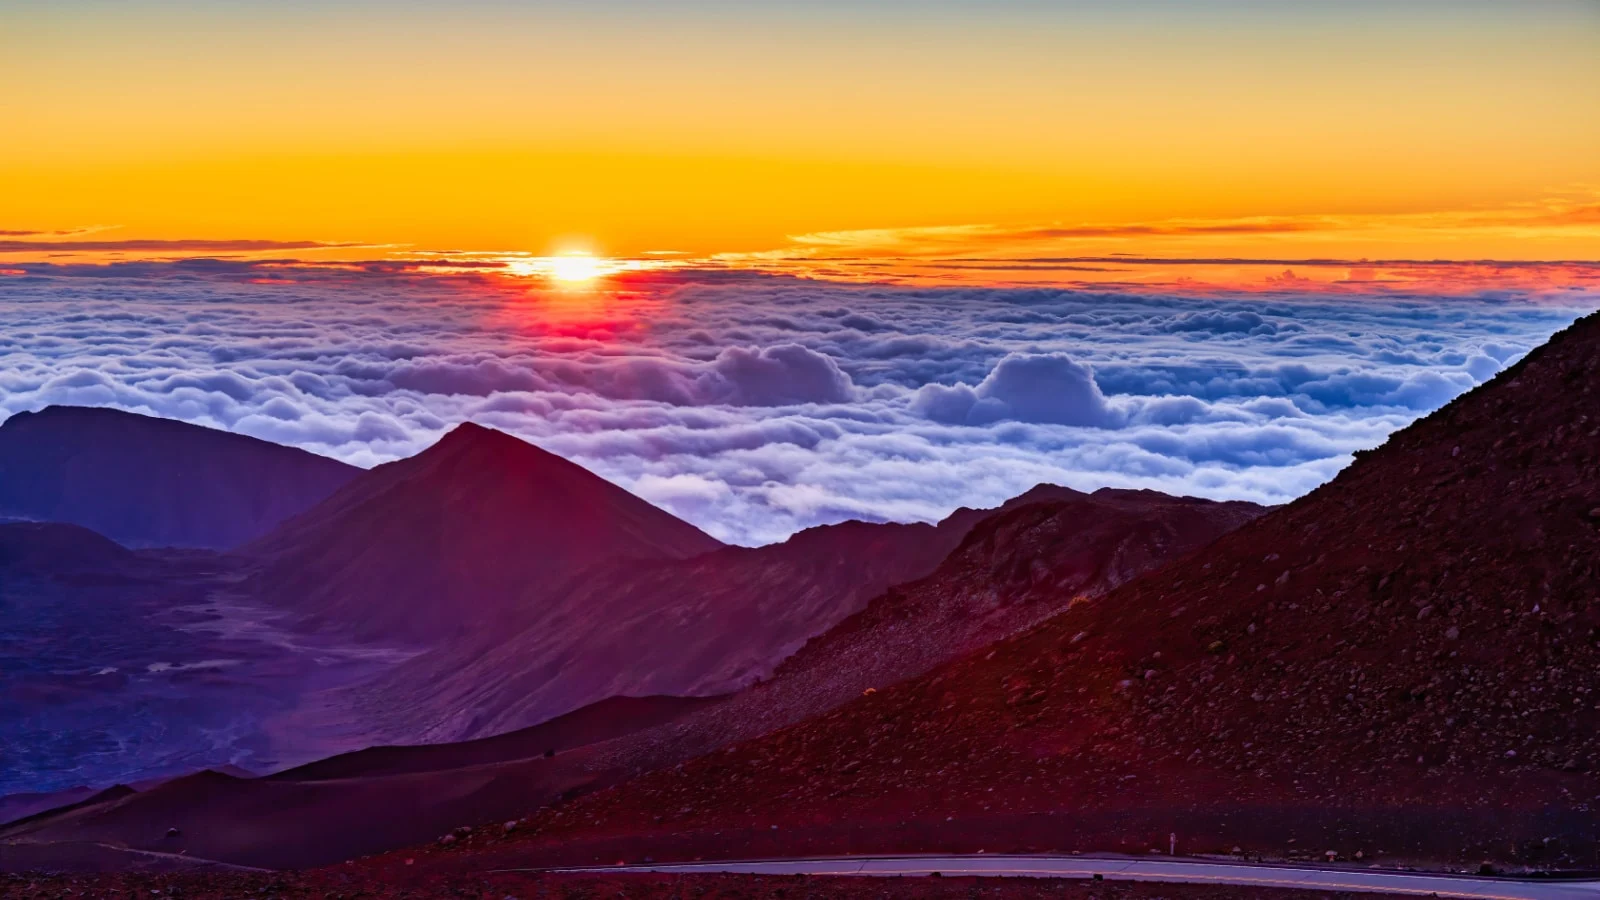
[500,251,681,284]
[502,251,608,284]
[546,252,604,284]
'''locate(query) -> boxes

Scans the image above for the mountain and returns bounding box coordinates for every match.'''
[566,486,1265,794]
[494,310,1600,870]
[0,406,359,549]
[0,484,1264,869]
[321,502,1012,744]
[241,422,725,644]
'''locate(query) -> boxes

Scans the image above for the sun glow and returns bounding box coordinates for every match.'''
[499,251,683,284]
[545,252,604,284]
[501,252,606,284]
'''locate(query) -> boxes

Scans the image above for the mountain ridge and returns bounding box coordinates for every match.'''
[0,406,358,549]
[277,484,1089,745]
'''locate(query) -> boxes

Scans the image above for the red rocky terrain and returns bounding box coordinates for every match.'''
[468,310,1600,870]
[577,486,1264,785]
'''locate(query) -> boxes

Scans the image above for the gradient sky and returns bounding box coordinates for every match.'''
[3,1,1599,544]
[4,0,1599,264]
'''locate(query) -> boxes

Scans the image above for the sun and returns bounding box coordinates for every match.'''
[546,252,604,284]
[499,248,677,285]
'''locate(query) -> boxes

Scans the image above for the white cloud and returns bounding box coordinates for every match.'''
[0,264,1590,544]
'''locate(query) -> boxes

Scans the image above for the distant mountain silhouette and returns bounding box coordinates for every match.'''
[0,406,358,549]
[243,422,725,644]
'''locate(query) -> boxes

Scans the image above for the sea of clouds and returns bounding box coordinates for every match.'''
[0,262,1590,544]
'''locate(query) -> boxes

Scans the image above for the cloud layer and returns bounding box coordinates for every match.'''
[0,263,1591,544]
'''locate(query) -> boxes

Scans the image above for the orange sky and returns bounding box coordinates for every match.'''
[2,1,1597,267]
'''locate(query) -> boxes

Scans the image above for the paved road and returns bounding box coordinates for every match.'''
[548,855,1600,899]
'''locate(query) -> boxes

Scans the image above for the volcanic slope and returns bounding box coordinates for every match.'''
[241,422,724,645]
[328,495,1034,743]
[500,310,1600,869]
[575,486,1267,782]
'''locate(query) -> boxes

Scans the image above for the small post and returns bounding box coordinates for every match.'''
[1170,832,1177,856]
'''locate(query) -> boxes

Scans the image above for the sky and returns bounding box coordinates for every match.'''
[1,1,1598,543]
[3,0,1598,264]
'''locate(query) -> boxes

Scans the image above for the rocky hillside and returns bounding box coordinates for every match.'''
[581,486,1265,781]
[320,491,1064,744]
[498,310,1600,868]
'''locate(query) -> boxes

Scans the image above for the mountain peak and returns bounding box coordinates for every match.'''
[426,420,562,462]
[245,417,724,644]
[437,419,500,441]
[1012,482,1090,506]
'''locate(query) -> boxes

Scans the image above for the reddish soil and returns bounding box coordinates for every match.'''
[576,486,1264,789]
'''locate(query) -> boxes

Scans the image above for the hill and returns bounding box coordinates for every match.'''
[241,422,725,644]
[0,406,357,549]
[324,501,1014,743]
